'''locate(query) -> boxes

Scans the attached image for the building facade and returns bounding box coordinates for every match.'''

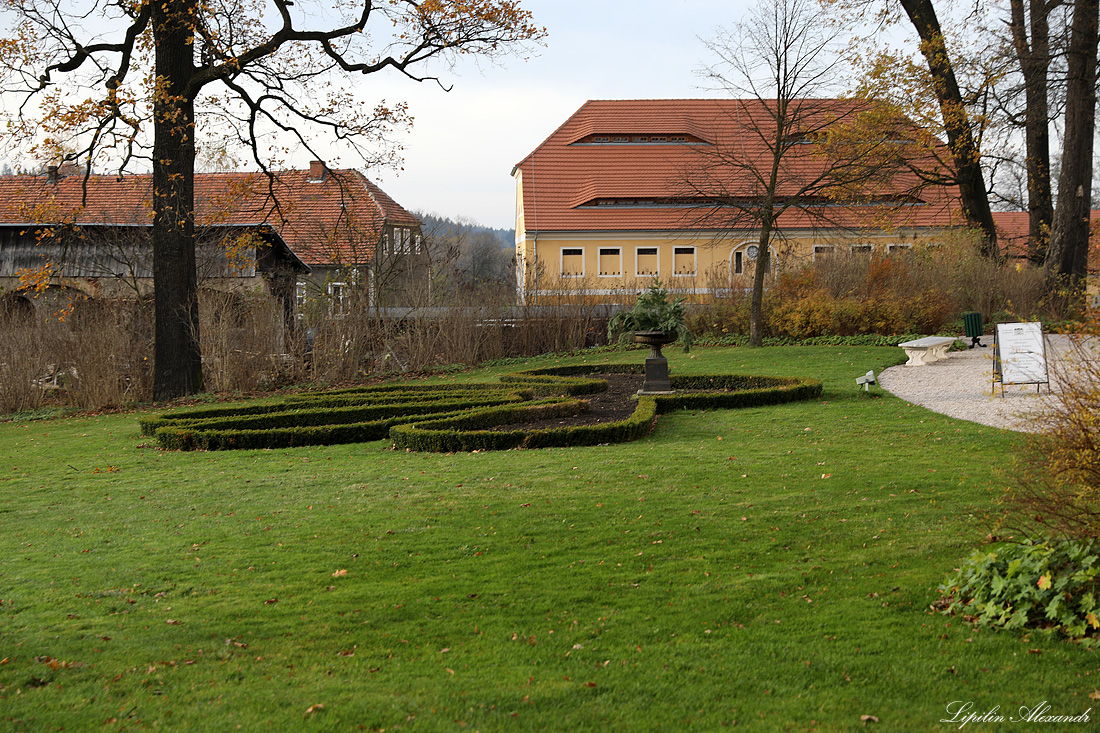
[0,161,424,318]
[512,99,968,303]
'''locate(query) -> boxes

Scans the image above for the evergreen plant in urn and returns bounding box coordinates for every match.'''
[607,281,693,353]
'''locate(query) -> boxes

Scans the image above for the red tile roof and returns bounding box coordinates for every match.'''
[514,99,965,233]
[990,211,1030,259]
[992,210,1100,272]
[0,166,419,266]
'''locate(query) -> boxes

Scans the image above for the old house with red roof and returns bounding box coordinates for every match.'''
[512,99,968,303]
[0,161,424,320]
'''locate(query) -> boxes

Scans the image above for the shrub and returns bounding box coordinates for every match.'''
[936,539,1100,641]
[691,231,1052,341]
[1001,325,1100,542]
[608,281,693,350]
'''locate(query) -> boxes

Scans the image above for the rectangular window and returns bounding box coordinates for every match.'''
[850,244,873,256]
[328,281,349,315]
[396,228,411,255]
[734,251,744,275]
[635,247,659,276]
[295,283,307,319]
[813,245,835,261]
[598,247,622,277]
[561,247,584,278]
[673,246,696,276]
[887,243,911,254]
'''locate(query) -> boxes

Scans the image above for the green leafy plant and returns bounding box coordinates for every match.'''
[608,281,693,351]
[936,539,1100,641]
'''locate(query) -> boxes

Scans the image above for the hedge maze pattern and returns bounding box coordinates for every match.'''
[140,365,823,452]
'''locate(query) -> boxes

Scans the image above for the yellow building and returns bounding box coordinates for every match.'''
[512,99,967,303]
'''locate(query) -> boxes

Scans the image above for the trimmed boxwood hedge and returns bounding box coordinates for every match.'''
[142,366,821,452]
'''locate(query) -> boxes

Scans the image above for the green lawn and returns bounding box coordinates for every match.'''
[1,346,1096,731]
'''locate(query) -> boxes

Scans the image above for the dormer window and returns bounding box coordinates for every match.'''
[571,133,706,146]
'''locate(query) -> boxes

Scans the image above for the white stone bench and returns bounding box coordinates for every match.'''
[898,336,957,366]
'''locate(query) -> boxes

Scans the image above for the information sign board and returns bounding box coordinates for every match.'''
[994,322,1048,391]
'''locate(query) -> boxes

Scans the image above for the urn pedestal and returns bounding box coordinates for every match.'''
[633,330,677,394]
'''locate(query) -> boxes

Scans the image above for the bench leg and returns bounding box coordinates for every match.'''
[928,345,950,362]
[903,348,929,366]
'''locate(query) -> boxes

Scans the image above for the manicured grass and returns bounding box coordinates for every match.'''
[1,345,1096,730]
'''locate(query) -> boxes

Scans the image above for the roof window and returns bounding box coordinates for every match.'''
[571,133,705,145]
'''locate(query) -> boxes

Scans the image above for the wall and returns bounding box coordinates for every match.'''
[517,228,949,303]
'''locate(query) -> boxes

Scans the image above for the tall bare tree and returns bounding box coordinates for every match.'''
[0,0,542,398]
[689,0,924,346]
[896,0,999,256]
[1006,0,1060,263]
[1045,0,1099,286]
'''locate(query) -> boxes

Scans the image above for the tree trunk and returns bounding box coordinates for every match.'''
[899,0,999,257]
[749,99,787,349]
[151,0,203,400]
[1009,0,1054,264]
[1046,0,1099,286]
[749,218,773,348]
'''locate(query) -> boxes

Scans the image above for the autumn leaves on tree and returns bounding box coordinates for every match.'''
[0,0,543,399]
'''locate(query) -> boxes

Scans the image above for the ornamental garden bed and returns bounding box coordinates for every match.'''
[141,365,822,452]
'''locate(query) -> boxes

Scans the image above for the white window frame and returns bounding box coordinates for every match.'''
[812,245,836,261]
[328,281,350,315]
[598,247,622,277]
[850,244,873,256]
[672,246,697,277]
[560,247,585,278]
[295,283,308,320]
[394,227,411,255]
[634,246,660,277]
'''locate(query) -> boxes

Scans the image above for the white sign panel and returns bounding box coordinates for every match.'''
[996,322,1047,385]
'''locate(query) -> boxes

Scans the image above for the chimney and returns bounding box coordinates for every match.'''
[309,160,327,182]
[47,165,59,184]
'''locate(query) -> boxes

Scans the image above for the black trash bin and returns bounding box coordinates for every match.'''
[962,311,984,348]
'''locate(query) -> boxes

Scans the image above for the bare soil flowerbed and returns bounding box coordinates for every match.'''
[497,373,644,431]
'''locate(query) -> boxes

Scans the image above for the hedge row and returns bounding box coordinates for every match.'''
[153,400,543,451]
[389,370,821,453]
[144,389,541,450]
[135,385,518,433]
[142,365,820,452]
[143,394,526,436]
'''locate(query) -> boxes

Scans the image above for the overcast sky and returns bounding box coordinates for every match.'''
[358,0,748,230]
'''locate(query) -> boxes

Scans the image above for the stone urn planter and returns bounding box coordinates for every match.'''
[633,330,677,394]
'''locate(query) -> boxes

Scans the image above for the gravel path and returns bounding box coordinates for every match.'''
[876,335,1074,432]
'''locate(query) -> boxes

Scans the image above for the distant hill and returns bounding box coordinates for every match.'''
[416,212,514,252]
